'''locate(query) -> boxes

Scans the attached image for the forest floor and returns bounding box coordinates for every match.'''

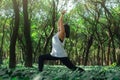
[0,64,120,80]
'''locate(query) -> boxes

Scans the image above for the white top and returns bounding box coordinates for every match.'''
[50,33,67,57]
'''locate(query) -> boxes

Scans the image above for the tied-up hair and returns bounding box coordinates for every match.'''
[64,24,70,38]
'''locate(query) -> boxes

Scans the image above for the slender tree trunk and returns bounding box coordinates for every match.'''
[23,0,33,67]
[103,47,106,65]
[82,45,85,65]
[9,0,19,68]
[117,54,120,66]
[106,27,116,65]
[17,34,26,64]
[109,29,116,63]
[33,37,42,62]
[101,45,104,65]
[84,34,94,66]
[106,38,111,65]
[111,39,116,63]
[43,0,56,53]
[0,19,7,65]
[0,48,2,65]
[97,45,100,65]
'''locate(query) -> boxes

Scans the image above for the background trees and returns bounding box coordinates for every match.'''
[0,0,120,67]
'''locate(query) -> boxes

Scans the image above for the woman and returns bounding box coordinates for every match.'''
[38,10,84,72]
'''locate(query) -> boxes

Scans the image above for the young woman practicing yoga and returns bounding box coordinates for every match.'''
[38,10,84,72]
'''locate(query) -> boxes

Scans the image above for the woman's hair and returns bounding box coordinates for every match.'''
[64,24,70,38]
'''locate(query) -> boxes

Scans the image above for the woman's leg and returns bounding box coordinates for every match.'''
[38,54,59,71]
[60,57,84,72]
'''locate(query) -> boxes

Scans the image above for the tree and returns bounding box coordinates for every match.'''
[43,0,56,53]
[9,0,20,68]
[23,0,33,67]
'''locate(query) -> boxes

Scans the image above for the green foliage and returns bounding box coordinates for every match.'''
[3,58,9,66]
[0,65,120,80]
[111,62,117,67]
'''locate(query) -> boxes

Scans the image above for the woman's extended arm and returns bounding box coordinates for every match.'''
[57,11,66,41]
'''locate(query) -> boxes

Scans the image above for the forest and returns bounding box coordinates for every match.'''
[0,0,120,80]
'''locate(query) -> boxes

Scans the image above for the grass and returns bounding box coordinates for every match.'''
[0,65,120,80]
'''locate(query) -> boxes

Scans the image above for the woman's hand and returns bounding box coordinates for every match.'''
[61,10,66,15]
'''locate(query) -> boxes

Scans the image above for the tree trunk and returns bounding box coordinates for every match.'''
[82,46,85,65]
[111,39,116,63]
[9,0,19,68]
[117,54,120,66]
[23,0,33,67]
[106,38,111,65]
[109,28,116,63]
[84,34,94,66]
[101,45,104,65]
[0,48,2,65]
[43,0,56,53]
[97,45,100,65]
[17,34,26,64]
[0,19,7,65]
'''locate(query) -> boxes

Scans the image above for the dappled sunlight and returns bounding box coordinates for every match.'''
[33,73,43,80]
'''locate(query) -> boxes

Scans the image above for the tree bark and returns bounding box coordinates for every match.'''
[97,45,100,65]
[9,0,19,68]
[106,38,111,65]
[84,34,94,66]
[23,0,33,67]
[101,45,104,65]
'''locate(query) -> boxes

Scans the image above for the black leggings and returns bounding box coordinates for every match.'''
[38,54,84,72]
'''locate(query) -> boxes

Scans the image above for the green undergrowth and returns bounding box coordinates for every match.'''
[0,65,120,80]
